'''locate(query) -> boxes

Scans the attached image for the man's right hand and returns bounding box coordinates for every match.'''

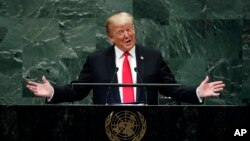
[27,76,53,98]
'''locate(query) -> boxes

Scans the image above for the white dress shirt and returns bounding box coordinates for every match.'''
[114,46,137,103]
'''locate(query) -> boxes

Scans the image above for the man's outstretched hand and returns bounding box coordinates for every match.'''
[197,76,225,98]
[26,76,53,98]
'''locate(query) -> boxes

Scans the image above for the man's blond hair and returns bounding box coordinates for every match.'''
[105,12,134,37]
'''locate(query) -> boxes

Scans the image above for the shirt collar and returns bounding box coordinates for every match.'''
[114,45,136,59]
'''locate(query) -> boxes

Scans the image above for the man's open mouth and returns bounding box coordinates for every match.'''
[124,40,131,44]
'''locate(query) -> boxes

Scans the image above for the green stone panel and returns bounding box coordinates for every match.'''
[22,18,67,59]
[0,57,23,104]
[0,18,23,104]
[205,0,243,19]
[133,0,169,25]
[21,0,62,18]
[0,0,22,18]
[135,19,169,53]
[0,0,96,18]
[169,0,205,20]
[204,20,242,59]
[135,18,242,59]
[96,0,133,18]
[166,19,206,58]
[170,0,243,20]
[166,19,242,59]
[56,0,96,19]
[135,19,242,59]
[0,18,22,51]
[168,58,206,85]
[59,18,96,58]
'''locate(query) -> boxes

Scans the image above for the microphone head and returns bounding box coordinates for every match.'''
[134,67,138,72]
[115,67,119,72]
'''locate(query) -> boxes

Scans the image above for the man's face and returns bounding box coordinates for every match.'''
[108,23,136,52]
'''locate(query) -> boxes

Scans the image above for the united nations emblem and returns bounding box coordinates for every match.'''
[105,111,147,141]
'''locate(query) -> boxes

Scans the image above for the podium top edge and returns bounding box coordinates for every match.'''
[71,83,182,87]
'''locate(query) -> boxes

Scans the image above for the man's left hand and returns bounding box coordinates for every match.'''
[197,76,225,98]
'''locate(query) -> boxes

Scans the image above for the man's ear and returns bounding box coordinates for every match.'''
[107,36,114,45]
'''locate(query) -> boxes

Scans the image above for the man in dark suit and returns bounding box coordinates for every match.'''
[27,12,225,105]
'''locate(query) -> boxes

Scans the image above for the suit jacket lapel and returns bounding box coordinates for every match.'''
[135,45,145,102]
[106,46,121,103]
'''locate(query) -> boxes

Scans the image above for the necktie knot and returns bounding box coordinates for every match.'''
[123,51,129,57]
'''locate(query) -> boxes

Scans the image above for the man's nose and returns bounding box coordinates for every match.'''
[124,31,129,37]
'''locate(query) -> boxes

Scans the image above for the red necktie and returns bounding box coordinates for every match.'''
[122,51,135,103]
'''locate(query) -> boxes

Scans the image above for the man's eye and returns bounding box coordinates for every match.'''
[116,31,123,35]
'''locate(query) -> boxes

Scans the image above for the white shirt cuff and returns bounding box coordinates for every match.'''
[196,87,203,103]
[46,86,54,102]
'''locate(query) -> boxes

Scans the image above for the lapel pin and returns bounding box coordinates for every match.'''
[140,56,144,60]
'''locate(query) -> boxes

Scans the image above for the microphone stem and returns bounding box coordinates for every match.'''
[134,67,148,105]
[105,67,119,105]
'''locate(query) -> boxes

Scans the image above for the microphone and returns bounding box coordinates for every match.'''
[105,67,119,105]
[134,67,148,105]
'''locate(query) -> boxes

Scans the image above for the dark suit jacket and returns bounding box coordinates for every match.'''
[50,44,200,105]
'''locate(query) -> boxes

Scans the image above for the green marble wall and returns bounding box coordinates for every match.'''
[0,0,249,105]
